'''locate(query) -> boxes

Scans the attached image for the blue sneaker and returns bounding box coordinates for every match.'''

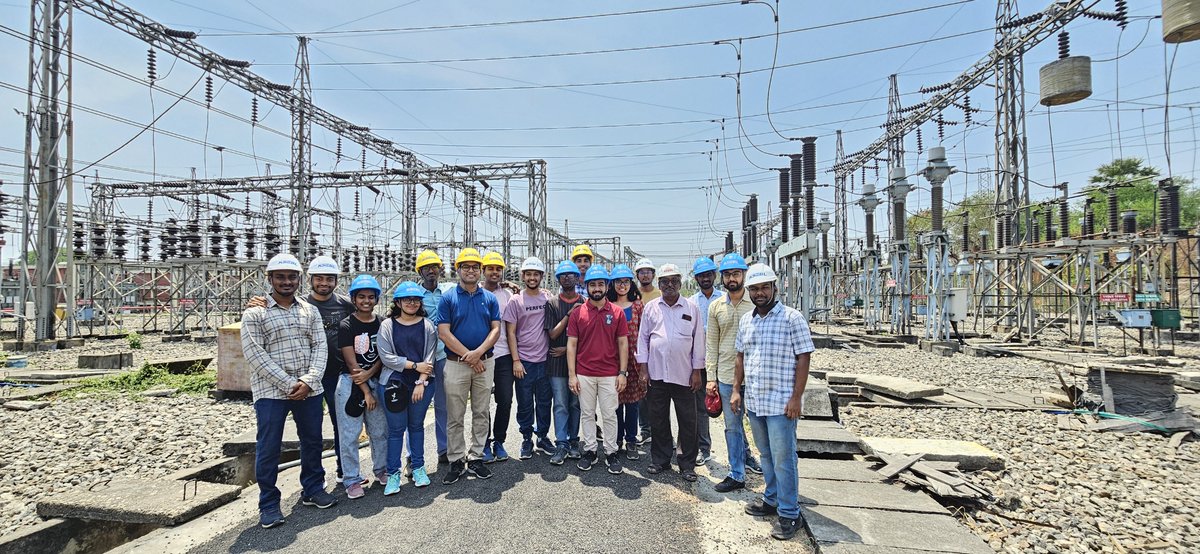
[482,440,496,464]
[259,509,285,529]
[493,442,510,462]
[412,466,431,488]
[536,436,556,454]
[549,445,567,465]
[384,471,402,496]
[519,439,534,460]
[300,490,338,509]
[746,455,764,475]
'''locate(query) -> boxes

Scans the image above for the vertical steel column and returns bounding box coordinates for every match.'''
[290,36,312,262]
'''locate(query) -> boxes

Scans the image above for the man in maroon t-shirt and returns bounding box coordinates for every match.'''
[567,266,629,475]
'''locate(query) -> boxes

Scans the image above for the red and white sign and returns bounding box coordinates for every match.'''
[912,294,928,300]
[1099,293,1130,303]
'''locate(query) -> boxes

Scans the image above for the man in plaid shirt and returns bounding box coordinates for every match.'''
[731,263,814,542]
[241,253,339,529]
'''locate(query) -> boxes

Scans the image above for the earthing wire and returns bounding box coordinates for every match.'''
[1046,105,1059,188]
[1105,104,1117,159]
[1114,26,1124,158]
[1164,42,1178,180]
[1141,109,1153,164]
[762,0,791,142]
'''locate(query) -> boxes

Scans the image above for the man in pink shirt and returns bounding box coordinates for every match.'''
[636,263,706,482]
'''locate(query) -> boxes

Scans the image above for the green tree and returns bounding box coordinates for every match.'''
[1083,158,1196,231]
[906,189,997,252]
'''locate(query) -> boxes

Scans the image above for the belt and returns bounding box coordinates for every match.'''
[447,351,494,362]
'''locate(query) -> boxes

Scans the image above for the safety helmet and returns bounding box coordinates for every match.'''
[609,264,634,281]
[570,244,594,260]
[348,274,382,297]
[415,250,443,271]
[657,264,683,279]
[745,263,779,286]
[392,281,425,300]
[455,248,483,267]
[266,253,303,274]
[718,252,749,273]
[481,251,506,269]
[307,255,340,276]
[554,260,580,277]
[634,258,655,272]
[584,266,610,283]
[692,257,718,276]
[519,257,546,274]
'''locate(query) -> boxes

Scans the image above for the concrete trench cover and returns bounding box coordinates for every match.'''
[37,478,243,526]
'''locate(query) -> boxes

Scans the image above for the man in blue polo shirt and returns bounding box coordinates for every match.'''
[437,247,502,485]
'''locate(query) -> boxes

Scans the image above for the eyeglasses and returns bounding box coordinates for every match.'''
[458,264,481,272]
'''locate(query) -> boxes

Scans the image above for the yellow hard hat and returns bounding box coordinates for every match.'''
[481,251,506,268]
[455,247,483,267]
[571,244,594,260]
[415,250,443,270]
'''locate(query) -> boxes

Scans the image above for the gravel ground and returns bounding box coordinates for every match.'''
[819,341,1061,392]
[841,407,1199,554]
[1,336,221,375]
[0,394,253,537]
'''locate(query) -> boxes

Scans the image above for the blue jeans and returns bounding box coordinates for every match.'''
[550,375,580,447]
[321,371,342,478]
[380,376,436,474]
[616,401,639,445]
[514,360,552,440]
[334,374,389,487]
[719,382,748,482]
[432,357,448,456]
[746,409,800,519]
[254,396,326,514]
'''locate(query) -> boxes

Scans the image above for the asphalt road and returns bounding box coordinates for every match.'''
[191,425,707,553]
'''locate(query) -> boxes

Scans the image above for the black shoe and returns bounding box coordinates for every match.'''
[577,450,598,471]
[646,463,667,474]
[606,453,623,474]
[681,469,698,482]
[714,476,746,493]
[745,499,778,517]
[467,459,493,479]
[442,460,466,485]
[771,517,802,540]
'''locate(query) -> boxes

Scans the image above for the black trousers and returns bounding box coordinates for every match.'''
[647,379,698,472]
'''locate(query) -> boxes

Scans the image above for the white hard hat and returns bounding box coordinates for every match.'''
[634,258,655,272]
[745,263,778,286]
[657,263,682,279]
[266,253,303,273]
[307,255,341,275]
[519,257,546,274]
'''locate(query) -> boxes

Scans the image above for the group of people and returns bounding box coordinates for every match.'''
[239,244,815,541]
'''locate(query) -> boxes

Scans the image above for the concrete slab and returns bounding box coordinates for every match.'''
[36,478,242,526]
[148,356,214,374]
[802,505,992,554]
[860,437,1004,471]
[799,478,947,514]
[4,400,49,411]
[78,352,133,370]
[797,459,886,483]
[797,420,863,456]
[855,375,943,400]
[222,417,336,457]
[827,372,861,385]
[803,384,836,419]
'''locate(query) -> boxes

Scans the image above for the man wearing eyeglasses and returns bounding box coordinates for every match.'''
[437,248,502,485]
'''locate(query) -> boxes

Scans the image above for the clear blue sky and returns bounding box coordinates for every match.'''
[0,0,1195,270]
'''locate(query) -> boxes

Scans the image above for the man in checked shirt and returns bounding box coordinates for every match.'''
[241,253,339,529]
[731,263,814,542]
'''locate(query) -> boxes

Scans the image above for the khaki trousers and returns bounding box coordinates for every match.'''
[444,358,495,462]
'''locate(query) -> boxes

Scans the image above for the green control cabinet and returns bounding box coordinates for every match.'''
[1150,309,1181,330]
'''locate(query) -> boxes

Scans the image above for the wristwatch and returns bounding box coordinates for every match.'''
[618,371,628,376]
[416,379,428,386]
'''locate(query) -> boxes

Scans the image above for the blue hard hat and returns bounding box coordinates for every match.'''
[718,252,749,273]
[610,264,634,281]
[392,281,424,300]
[584,266,610,283]
[554,260,580,277]
[693,257,718,276]
[348,274,382,297]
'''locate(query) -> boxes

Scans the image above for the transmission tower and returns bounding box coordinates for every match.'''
[290,36,313,261]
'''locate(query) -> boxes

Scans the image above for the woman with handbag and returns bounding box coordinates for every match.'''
[608,264,647,460]
[377,281,439,494]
